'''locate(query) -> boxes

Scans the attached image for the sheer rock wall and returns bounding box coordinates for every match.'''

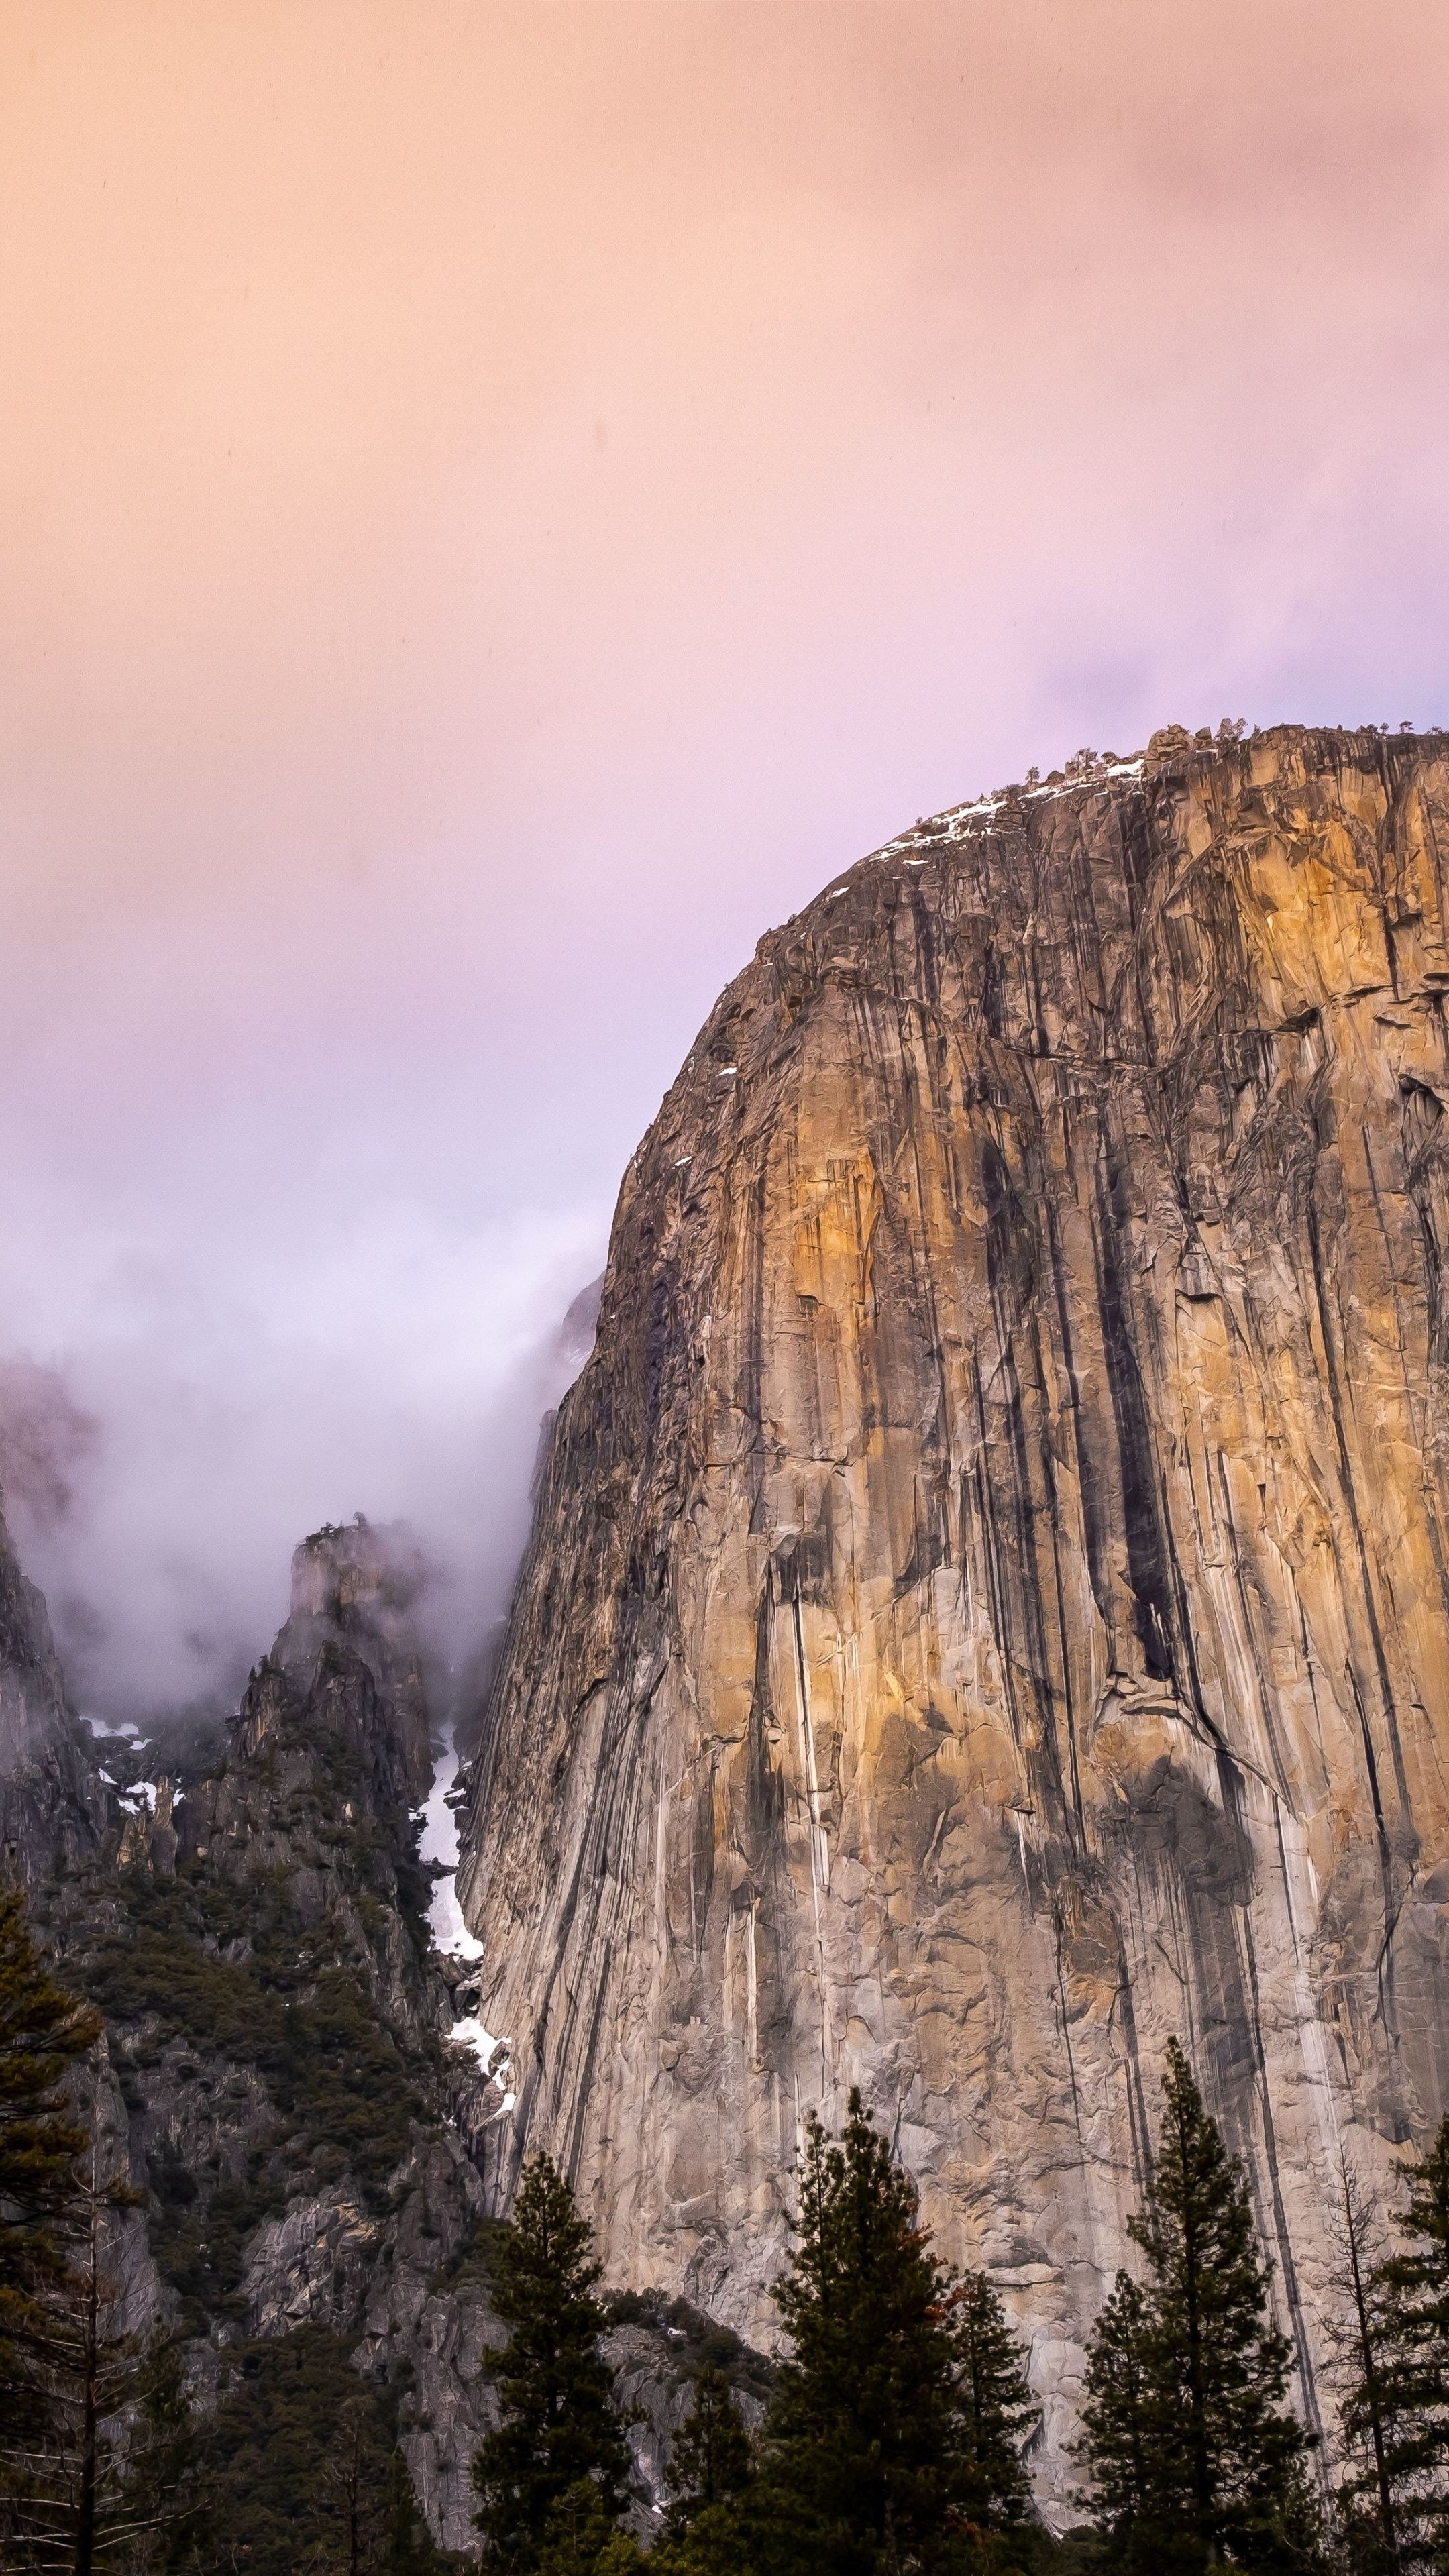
[458,723,1449,2507]
[0,1497,107,1880]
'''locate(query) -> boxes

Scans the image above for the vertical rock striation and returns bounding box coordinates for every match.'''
[458,723,1449,2505]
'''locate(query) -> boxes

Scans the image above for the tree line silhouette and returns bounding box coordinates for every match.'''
[6,1875,1449,2574]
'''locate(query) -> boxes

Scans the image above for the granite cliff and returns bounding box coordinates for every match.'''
[0,1499,107,1880]
[0,1503,743,2554]
[458,721,1449,2510]
[0,1509,505,2550]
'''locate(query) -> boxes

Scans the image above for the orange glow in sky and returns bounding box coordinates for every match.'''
[3,1,1447,1709]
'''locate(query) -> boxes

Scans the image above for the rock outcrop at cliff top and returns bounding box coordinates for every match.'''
[458,721,1449,2508]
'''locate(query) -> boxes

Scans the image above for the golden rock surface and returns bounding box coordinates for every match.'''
[458,724,1449,2504]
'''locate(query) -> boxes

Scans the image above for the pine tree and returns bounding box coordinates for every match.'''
[0,1881,101,2316]
[757,2087,1038,2574]
[1325,2161,1419,2576]
[118,2328,203,2573]
[1077,2039,1320,2573]
[650,2504,757,2576]
[0,2131,161,2576]
[1359,2116,1449,2571]
[381,2443,442,2576]
[534,2478,644,2573]
[663,2365,753,2538]
[324,2396,392,2576]
[472,2154,634,2571]
[0,1891,104,2572]
[1077,2270,1157,2542]
[955,2273,1037,2530]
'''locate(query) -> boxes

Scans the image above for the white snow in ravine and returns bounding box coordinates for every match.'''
[420,1733,515,2106]
[420,1734,483,1962]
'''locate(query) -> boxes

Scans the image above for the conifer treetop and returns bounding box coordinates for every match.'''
[473,2152,634,2571]
[1077,2037,1319,2572]
[761,2085,1038,2572]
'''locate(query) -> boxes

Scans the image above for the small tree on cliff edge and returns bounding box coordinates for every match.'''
[757,2087,1038,2574]
[1077,2037,1321,2573]
[473,2153,633,2571]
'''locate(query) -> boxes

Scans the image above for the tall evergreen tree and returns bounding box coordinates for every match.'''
[0,1882,101,2314]
[0,2133,168,2576]
[0,1887,104,2569]
[472,2154,634,2571]
[1077,2039,1320,2574]
[757,2087,1038,2575]
[1078,2269,1157,2541]
[1356,2116,1449,2572]
[381,2442,444,2576]
[534,2478,643,2574]
[1326,2162,1419,2576]
[188,2326,434,2576]
[324,2396,393,2576]
[117,2327,204,2573]
[663,2365,753,2539]
[955,2273,1037,2532]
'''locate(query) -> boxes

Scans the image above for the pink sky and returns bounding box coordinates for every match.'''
[3,0,1448,1712]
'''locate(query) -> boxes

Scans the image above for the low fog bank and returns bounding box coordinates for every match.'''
[0,1223,606,1734]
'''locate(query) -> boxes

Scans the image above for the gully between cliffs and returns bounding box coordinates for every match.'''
[458,723,1449,2510]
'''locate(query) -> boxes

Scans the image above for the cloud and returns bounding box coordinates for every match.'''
[1,0,1446,1718]
[0,1197,604,1722]
[0,1362,99,1532]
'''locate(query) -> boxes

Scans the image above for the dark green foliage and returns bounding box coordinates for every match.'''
[0,1880,101,2306]
[0,1880,104,2562]
[650,2502,759,2575]
[427,2210,513,2298]
[195,2326,445,2576]
[145,2143,283,2328]
[384,2440,449,2576]
[955,2271,1038,2530]
[0,2141,172,2576]
[1077,2272,1155,2540]
[757,2086,1038,2574]
[663,2364,753,2538]
[78,1872,427,2245]
[118,2328,204,2573]
[1077,2039,1320,2574]
[472,2155,634,2569]
[1334,2119,1449,2573]
[1326,2163,1412,2576]
[534,2478,644,2573]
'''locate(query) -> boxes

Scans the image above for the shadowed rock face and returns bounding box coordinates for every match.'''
[0,1497,106,1881]
[458,722,1449,2506]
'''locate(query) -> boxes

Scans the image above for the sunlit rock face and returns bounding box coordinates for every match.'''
[458,723,1449,2505]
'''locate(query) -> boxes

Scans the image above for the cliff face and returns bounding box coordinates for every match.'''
[85,1518,508,2550]
[458,722,1449,2502]
[0,1495,107,1880]
[0,1504,729,2549]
